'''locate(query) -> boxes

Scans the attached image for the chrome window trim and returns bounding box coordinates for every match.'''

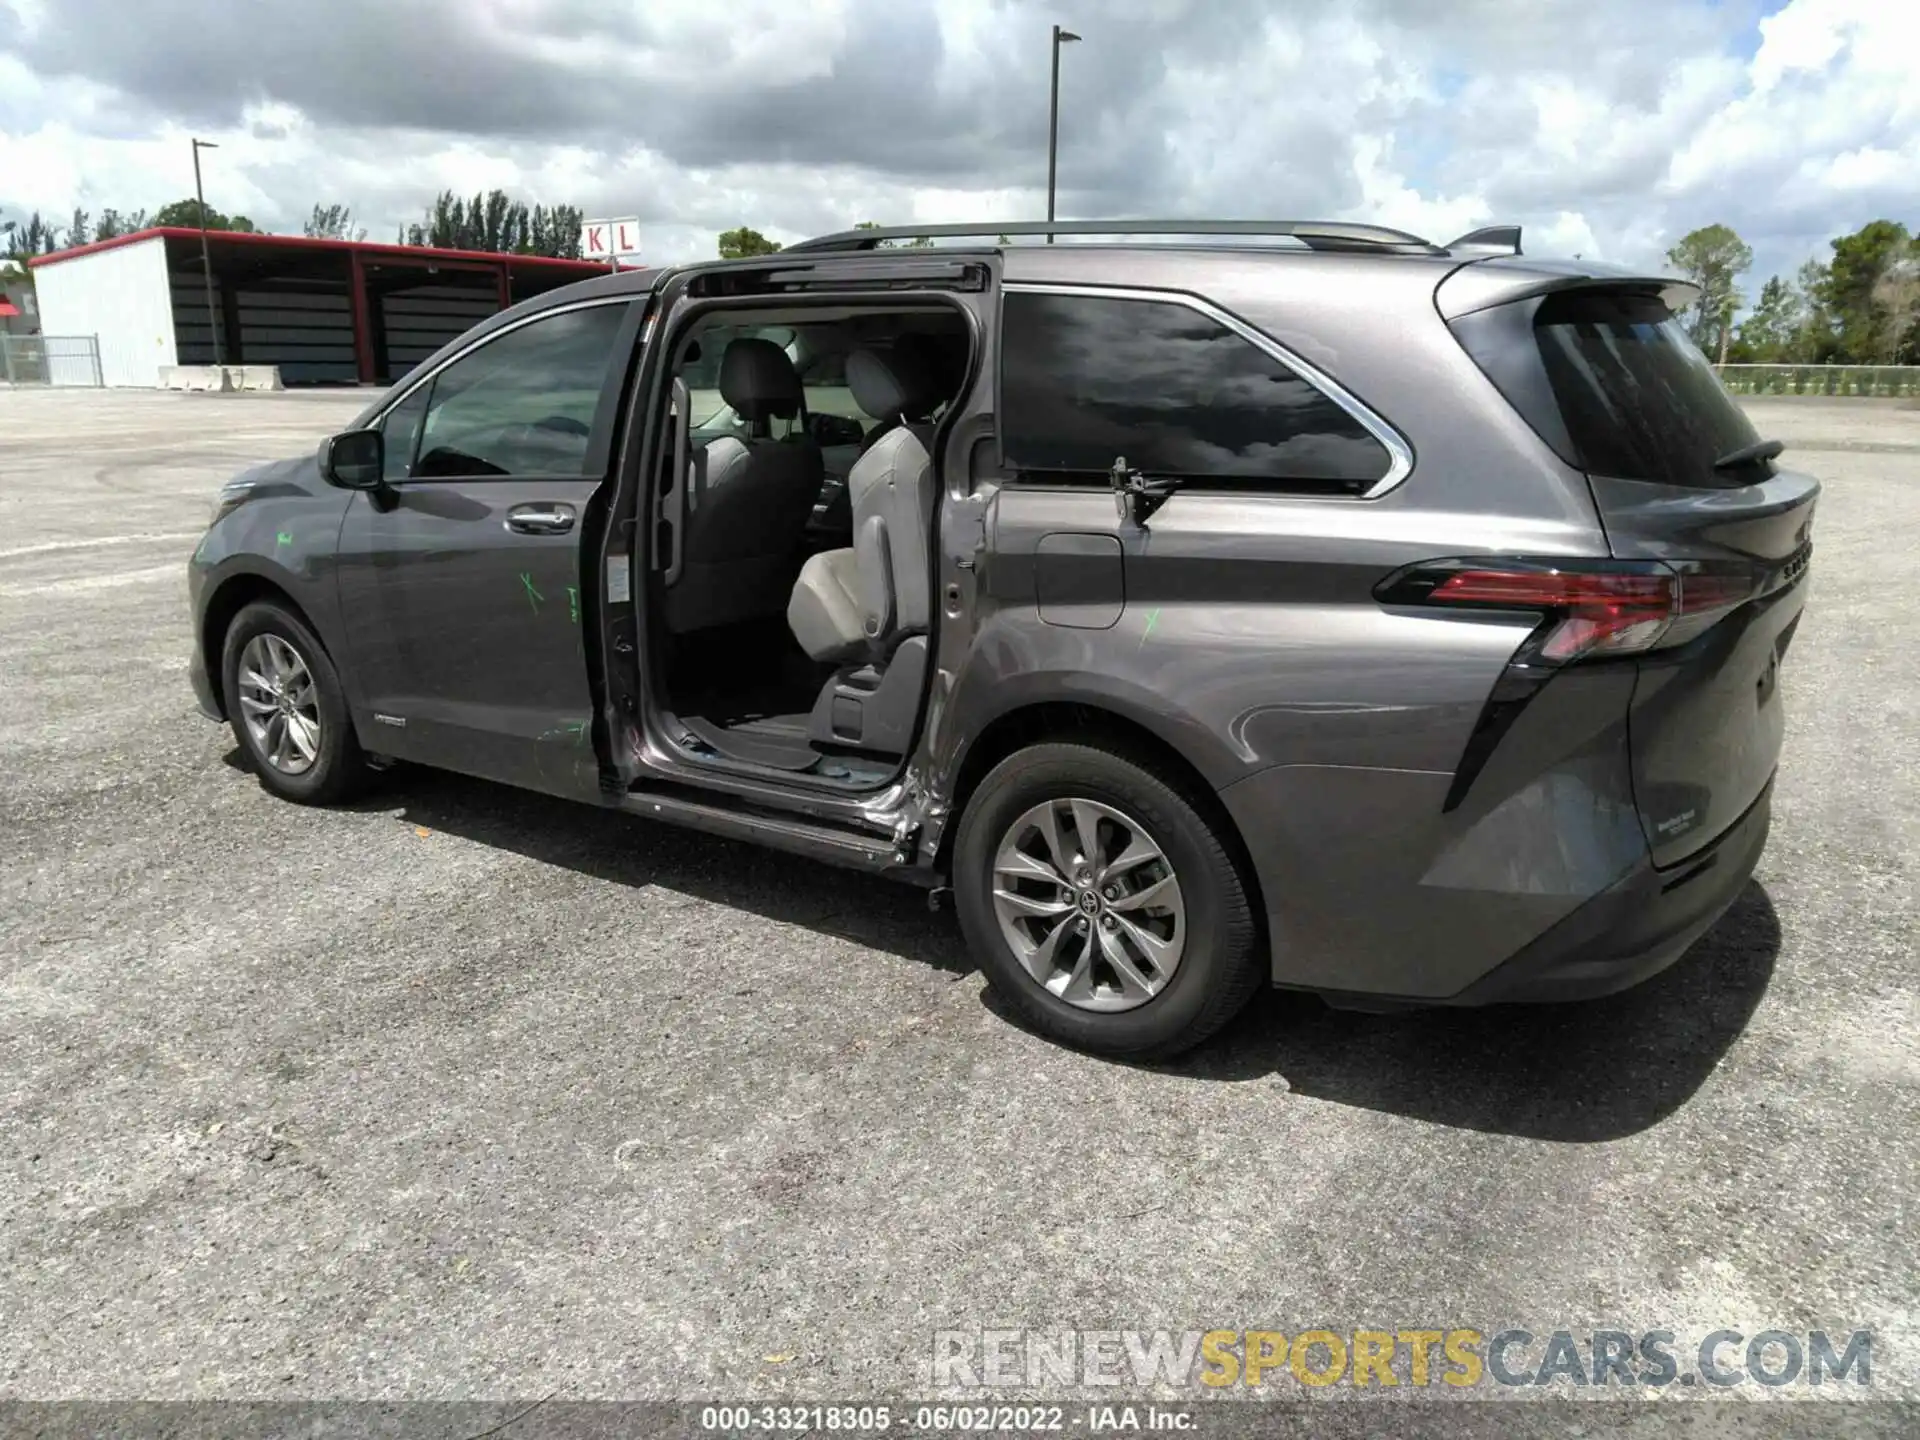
[1001,281,1414,498]
[366,295,636,430]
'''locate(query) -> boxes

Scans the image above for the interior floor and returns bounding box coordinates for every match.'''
[661,618,898,787]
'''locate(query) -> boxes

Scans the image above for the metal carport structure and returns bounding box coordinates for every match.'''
[30,229,610,387]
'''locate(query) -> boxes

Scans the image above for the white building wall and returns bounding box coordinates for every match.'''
[32,236,178,387]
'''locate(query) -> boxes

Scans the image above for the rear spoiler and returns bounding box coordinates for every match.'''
[1436,257,1701,321]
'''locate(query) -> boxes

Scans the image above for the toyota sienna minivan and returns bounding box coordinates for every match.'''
[188,219,1815,1057]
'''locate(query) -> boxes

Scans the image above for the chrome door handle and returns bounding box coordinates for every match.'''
[505,503,575,535]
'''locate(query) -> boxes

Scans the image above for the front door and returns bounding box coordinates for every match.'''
[334,298,638,797]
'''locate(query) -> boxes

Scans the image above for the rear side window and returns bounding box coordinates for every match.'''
[1000,291,1390,492]
[1455,290,1764,488]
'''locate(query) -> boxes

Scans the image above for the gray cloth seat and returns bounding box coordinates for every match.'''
[665,337,823,634]
[787,342,941,663]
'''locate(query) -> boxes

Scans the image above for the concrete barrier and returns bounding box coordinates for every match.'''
[159,365,232,392]
[157,364,284,392]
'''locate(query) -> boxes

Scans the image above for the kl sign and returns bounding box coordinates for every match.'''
[581,217,640,261]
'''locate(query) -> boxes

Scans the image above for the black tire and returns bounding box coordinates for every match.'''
[952,741,1264,1059]
[220,600,369,805]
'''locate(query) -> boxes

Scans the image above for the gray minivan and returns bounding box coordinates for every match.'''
[187,220,1816,1057]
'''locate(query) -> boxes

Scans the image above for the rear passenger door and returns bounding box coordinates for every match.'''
[333,297,640,797]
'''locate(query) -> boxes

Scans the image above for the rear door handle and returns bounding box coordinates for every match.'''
[505,503,576,535]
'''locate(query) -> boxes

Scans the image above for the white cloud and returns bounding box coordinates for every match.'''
[0,0,1913,292]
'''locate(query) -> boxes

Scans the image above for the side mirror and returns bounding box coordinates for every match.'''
[319,430,384,490]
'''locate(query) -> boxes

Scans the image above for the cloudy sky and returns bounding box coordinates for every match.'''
[2,0,1914,291]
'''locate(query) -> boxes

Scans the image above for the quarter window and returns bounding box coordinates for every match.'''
[378,384,429,483]
[407,303,629,479]
[1000,291,1390,491]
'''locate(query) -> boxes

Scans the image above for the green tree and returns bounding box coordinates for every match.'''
[303,203,366,242]
[67,208,92,247]
[1817,220,1911,363]
[93,208,148,241]
[1665,223,1753,361]
[718,226,781,259]
[1868,235,1919,365]
[151,198,256,232]
[1735,275,1801,363]
[1789,258,1838,362]
[403,190,582,258]
[1,212,63,259]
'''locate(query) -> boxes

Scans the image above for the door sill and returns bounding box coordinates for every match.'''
[621,781,908,875]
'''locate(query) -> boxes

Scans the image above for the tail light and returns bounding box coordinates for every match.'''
[1378,557,1767,813]
[1375,559,1756,665]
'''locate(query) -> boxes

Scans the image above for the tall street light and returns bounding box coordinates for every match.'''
[191,137,222,367]
[1046,24,1080,243]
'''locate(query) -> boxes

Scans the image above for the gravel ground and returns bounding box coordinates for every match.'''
[0,389,1914,1420]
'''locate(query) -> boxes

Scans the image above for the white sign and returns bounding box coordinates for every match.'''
[580,217,641,261]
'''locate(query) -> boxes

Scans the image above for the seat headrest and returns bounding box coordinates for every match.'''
[719,337,804,423]
[895,331,965,398]
[847,340,942,424]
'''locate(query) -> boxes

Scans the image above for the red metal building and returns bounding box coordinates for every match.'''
[30,228,610,386]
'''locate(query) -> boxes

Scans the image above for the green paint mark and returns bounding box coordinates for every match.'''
[519,572,544,614]
[275,530,292,548]
[540,718,591,749]
[566,585,580,623]
[1134,607,1162,655]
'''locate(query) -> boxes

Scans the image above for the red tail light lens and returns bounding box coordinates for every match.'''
[1377,560,1756,664]
[1426,568,1674,660]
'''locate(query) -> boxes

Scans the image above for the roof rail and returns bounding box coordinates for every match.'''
[1444,225,1524,257]
[784,219,1448,256]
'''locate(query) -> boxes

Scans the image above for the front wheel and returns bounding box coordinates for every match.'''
[952,741,1263,1059]
[221,600,369,805]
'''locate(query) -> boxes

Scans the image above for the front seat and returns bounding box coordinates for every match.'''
[664,337,823,633]
[786,342,943,752]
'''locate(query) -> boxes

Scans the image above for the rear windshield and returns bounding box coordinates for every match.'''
[1453,289,1766,488]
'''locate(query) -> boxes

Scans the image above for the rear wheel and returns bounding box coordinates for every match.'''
[953,742,1263,1058]
[221,600,368,805]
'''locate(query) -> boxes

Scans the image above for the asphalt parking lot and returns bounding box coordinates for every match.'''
[0,388,1915,1412]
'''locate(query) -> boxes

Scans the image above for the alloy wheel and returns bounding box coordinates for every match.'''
[236,632,322,776]
[990,796,1187,1012]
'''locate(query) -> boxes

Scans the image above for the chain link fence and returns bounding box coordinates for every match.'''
[1716,364,1920,398]
[0,335,104,387]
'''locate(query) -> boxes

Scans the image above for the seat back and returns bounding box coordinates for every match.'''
[666,338,823,632]
[842,343,943,647]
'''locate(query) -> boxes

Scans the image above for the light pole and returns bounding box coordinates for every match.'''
[1046,24,1080,243]
[191,137,221,367]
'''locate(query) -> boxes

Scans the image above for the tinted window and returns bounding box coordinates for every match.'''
[412,303,628,478]
[1533,291,1763,487]
[1001,291,1389,489]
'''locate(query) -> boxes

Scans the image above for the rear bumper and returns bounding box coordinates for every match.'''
[1297,777,1774,1012]
[1445,776,1772,1006]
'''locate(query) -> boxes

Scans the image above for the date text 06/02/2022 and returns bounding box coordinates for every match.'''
[697,1405,1191,1432]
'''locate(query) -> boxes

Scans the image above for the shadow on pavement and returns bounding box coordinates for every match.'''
[279,756,977,978]
[249,752,1779,1143]
[1178,880,1781,1143]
